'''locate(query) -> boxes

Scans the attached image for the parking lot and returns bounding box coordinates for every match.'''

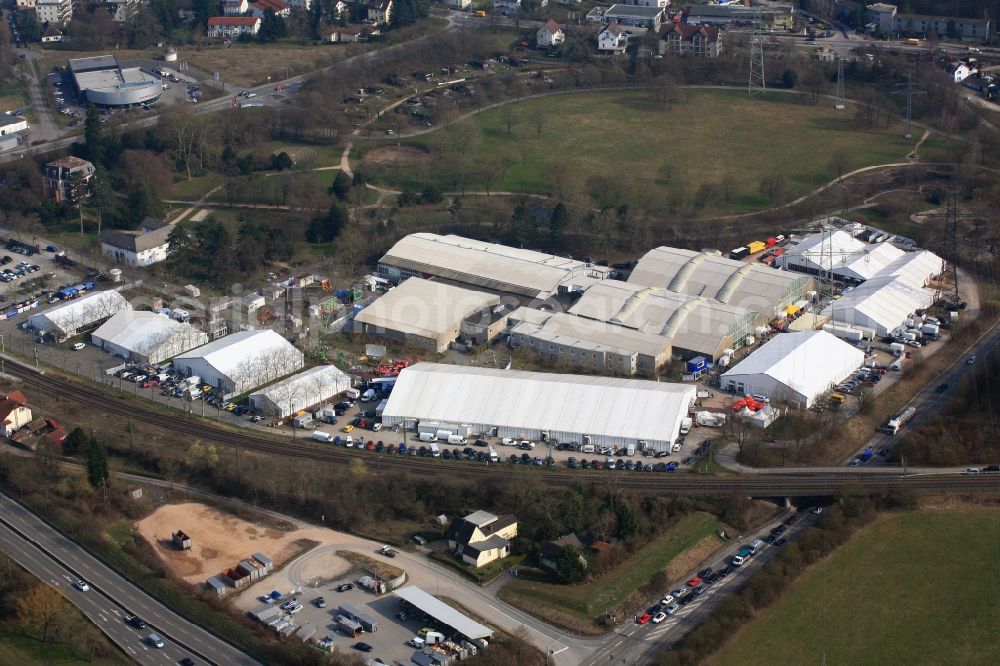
[242,567,443,664]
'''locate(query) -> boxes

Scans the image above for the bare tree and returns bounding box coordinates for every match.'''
[531,104,547,138]
[501,105,519,137]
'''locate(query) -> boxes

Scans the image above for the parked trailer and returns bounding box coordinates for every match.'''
[728,247,749,260]
[747,240,767,254]
[882,406,916,435]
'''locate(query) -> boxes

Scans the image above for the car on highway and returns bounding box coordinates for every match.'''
[964,467,980,475]
[147,632,165,648]
[936,383,949,393]
[651,611,667,624]
[686,576,703,587]
[73,580,89,591]
[636,613,652,624]
[127,615,147,629]
[353,642,374,652]
[811,507,823,514]
[849,457,862,466]
[967,355,978,364]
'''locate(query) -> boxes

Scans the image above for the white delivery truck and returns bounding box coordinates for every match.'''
[435,429,453,441]
[488,446,499,462]
[679,417,693,435]
[447,434,464,444]
[418,431,436,442]
[344,388,360,400]
[361,388,376,402]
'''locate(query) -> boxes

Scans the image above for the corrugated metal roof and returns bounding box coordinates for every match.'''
[568,281,752,356]
[629,246,806,310]
[382,363,695,443]
[508,307,669,359]
[354,277,499,338]
[379,233,610,298]
[721,331,864,401]
[393,586,492,640]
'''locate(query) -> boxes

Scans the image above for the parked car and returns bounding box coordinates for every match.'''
[636,613,652,624]
[686,577,702,587]
[651,611,667,624]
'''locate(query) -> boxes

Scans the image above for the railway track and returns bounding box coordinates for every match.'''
[11,356,1000,496]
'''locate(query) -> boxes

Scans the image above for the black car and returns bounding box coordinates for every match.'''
[692,585,707,596]
[463,447,476,456]
[615,459,626,470]
[656,450,670,458]
[580,459,590,469]
[337,583,354,592]
[707,572,721,584]
[353,642,374,652]
[764,534,777,544]
[127,616,147,629]
[474,439,487,447]
[441,449,452,460]
[568,458,579,469]
[775,537,787,547]
[680,595,694,606]
[179,659,196,666]
[625,460,635,471]
[647,604,662,615]
[719,566,734,578]
[770,525,786,536]
[509,454,519,464]
[698,567,713,578]
[477,452,488,462]
[521,453,532,464]
[935,383,948,393]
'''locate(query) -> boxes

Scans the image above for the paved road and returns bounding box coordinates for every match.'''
[583,510,819,665]
[0,492,259,666]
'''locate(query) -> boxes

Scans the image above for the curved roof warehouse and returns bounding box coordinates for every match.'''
[69,55,161,108]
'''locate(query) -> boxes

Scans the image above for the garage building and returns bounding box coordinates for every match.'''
[248,364,352,418]
[173,329,304,398]
[353,277,501,353]
[28,290,131,340]
[91,310,209,364]
[381,362,696,451]
[376,233,612,300]
[720,331,864,408]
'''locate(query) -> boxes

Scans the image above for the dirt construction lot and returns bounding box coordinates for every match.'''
[136,502,331,585]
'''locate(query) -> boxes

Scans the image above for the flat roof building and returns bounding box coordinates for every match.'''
[69,55,161,108]
[248,364,352,418]
[92,310,209,364]
[173,329,304,398]
[381,362,696,451]
[353,277,501,353]
[720,331,864,408]
[28,290,131,339]
[377,233,611,300]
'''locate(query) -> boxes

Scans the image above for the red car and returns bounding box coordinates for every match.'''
[636,613,652,625]
[686,577,703,587]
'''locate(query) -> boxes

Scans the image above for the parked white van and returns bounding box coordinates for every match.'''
[446,434,464,445]
[311,431,335,443]
[418,432,436,442]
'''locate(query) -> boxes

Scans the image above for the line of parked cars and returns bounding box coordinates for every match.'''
[0,260,40,283]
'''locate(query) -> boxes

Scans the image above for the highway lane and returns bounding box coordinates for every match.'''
[0,492,259,666]
[0,515,205,665]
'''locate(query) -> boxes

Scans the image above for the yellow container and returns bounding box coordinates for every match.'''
[747,240,767,254]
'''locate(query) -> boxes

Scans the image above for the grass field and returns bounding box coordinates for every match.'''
[0,626,130,665]
[499,512,719,621]
[711,509,1000,666]
[361,89,925,213]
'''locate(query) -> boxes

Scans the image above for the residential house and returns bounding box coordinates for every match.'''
[599,4,663,30]
[42,156,95,203]
[327,24,375,42]
[536,19,565,48]
[207,15,261,37]
[539,533,587,572]
[35,0,72,24]
[659,23,723,57]
[223,0,249,15]
[597,23,630,54]
[100,222,173,268]
[104,0,141,21]
[445,510,518,568]
[41,24,64,42]
[15,0,36,9]
[0,393,32,438]
[251,0,291,18]
[367,0,392,24]
[0,119,28,136]
[444,0,471,8]
[865,3,990,43]
[946,61,972,82]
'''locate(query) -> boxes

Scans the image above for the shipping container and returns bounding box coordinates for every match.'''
[747,240,767,254]
[765,237,777,247]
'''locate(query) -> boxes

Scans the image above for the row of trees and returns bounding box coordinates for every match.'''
[167,216,293,282]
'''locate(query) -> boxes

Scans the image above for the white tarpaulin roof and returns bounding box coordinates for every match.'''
[876,249,943,288]
[92,310,208,356]
[822,275,935,334]
[29,290,131,336]
[393,587,492,640]
[382,363,695,442]
[783,231,903,281]
[174,329,302,382]
[721,331,864,401]
[354,277,499,339]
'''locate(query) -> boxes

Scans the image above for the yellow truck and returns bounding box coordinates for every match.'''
[474,10,486,16]
[905,38,920,46]
[747,240,767,254]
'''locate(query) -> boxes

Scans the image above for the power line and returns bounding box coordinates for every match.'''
[835,58,845,110]
[748,8,766,98]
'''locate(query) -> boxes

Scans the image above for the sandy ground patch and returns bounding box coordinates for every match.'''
[362,145,431,168]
